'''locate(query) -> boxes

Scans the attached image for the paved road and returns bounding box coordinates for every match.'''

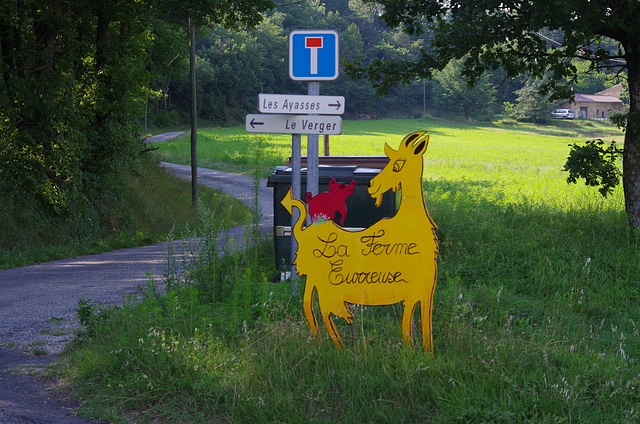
[0,161,274,423]
[161,162,274,230]
[145,131,186,143]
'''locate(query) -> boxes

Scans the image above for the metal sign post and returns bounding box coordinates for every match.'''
[289,29,339,217]
[245,29,341,288]
[306,81,320,201]
[289,30,339,280]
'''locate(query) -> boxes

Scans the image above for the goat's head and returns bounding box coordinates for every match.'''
[368,131,429,207]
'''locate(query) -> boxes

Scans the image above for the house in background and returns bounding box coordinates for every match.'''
[560,84,624,119]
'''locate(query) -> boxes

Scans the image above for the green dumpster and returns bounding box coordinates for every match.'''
[267,163,398,270]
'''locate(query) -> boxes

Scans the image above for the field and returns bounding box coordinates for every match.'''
[64,118,640,423]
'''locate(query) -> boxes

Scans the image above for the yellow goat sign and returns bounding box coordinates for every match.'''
[281,131,439,351]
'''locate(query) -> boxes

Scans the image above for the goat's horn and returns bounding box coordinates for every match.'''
[404,132,422,147]
[403,131,427,148]
[414,139,427,155]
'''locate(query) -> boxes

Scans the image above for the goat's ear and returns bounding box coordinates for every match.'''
[384,142,396,158]
[413,134,429,156]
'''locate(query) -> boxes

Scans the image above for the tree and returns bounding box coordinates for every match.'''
[507,79,556,123]
[0,0,274,230]
[346,0,640,230]
[571,60,610,94]
[432,59,495,119]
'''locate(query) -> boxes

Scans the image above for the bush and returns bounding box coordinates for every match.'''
[495,118,519,126]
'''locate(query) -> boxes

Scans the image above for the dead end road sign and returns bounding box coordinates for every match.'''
[289,30,339,81]
[246,114,342,135]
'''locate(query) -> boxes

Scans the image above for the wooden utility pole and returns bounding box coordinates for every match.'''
[189,19,198,209]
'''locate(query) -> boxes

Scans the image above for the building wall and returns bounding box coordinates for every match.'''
[561,101,623,119]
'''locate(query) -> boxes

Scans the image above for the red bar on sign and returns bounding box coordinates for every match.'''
[305,37,323,48]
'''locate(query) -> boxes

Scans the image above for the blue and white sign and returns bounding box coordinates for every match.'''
[289,30,339,81]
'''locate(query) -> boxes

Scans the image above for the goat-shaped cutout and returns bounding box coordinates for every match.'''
[281,131,439,351]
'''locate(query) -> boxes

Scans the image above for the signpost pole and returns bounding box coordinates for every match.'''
[189,19,198,209]
[307,81,320,204]
[246,29,341,291]
[290,133,301,292]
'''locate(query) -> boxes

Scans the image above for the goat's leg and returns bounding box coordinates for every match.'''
[421,297,434,352]
[402,300,419,347]
[331,300,353,324]
[303,284,319,336]
[322,311,344,348]
[348,303,356,345]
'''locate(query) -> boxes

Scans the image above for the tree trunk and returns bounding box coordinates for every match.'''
[623,52,640,230]
[189,19,198,209]
[95,8,109,68]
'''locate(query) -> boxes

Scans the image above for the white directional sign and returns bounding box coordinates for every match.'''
[246,114,342,135]
[258,94,345,115]
[289,30,339,81]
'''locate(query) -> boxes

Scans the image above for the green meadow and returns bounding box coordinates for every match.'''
[64,118,640,423]
[154,118,623,204]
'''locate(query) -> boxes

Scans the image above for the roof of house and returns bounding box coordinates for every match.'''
[572,93,623,104]
[595,84,623,98]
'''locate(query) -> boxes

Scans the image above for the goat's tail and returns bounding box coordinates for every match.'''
[281,188,308,235]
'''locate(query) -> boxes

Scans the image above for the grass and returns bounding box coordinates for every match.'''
[0,156,252,269]
[151,117,624,176]
[61,117,640,423]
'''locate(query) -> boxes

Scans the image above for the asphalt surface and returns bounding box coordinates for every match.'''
[161,162,274,231]
[0,155,274,423]
[145,131,186,143]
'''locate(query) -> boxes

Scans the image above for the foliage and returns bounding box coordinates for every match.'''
[0,0,273,236]
[344,0,640,228]
[355,0,629,96]
[0,157,251,269]
[432,59,495,119]
[63,121,640,423]
[507,79,557,123]
[571,59,610,94]
[155,0,434,124]
[564,139,624,197]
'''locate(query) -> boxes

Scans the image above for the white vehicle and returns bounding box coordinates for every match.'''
[550,109,576,119]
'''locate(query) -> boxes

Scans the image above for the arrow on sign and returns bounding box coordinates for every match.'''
[328,100,341,110]
[248,118,264,129]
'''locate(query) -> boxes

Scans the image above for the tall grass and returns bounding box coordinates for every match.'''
[0,156,251,269]
[63,118,640,423]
